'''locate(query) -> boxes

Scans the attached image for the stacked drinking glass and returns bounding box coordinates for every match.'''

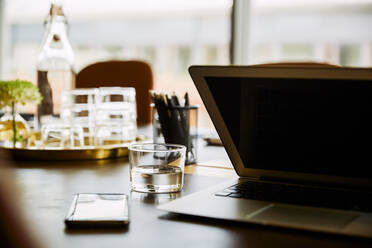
[49,87,137,148]
[95,87,137,146]
[61,88,97,147]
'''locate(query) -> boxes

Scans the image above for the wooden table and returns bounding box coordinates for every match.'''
[5,143,372,248]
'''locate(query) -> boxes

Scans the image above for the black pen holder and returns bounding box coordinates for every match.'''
[152,104,198,165]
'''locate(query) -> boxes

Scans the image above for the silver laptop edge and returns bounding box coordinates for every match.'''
[189,65,372,187]
[158,66,372,239]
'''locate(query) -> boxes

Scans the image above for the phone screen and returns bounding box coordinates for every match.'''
[65,193,129,227]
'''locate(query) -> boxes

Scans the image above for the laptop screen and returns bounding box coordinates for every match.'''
[206,76,372,179]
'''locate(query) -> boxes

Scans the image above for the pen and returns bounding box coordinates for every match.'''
[151,92,171,143]
[167,94,184,144]
[184,92,189,106]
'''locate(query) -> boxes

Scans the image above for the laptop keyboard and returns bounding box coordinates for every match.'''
[215,180,372,212]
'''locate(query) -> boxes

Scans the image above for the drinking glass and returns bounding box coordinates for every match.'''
[95,123,134,146]
[95,87,137,145]
[61,88,97,146]
[152,104,199,164]
[129,143,186,193]
[41,123,84,149]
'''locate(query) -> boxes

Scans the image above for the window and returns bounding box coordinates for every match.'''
[281,44,313,61]
[340,44,361,66]
[4,1,370,129]
[234,0,372,67]
[178,46,191,73]
[1,0,232,128]
[205,45,218,64]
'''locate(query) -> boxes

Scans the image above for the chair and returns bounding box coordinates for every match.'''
[76,60,154,126]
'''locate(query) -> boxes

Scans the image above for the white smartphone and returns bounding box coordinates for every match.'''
[65,193,129,228]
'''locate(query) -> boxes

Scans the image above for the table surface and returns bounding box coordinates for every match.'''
[5,142,372,248]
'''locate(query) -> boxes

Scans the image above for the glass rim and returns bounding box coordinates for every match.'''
[62,88,98,94]
[98,86,135,91]
[129,143,186,153]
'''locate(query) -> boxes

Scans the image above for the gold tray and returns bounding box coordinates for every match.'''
[1,145,128,161]
[0,136,151,161]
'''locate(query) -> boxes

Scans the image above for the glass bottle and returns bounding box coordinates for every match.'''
[36,1,75,129]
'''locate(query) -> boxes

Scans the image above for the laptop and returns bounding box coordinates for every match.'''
[158,65,372,239]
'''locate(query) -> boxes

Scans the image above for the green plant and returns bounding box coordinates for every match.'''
[0,79,42,147]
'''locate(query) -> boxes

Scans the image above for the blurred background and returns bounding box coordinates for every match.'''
[0,0,372,128]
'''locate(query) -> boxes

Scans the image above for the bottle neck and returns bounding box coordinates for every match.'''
[45,16,68,36]
[37,3,74,69]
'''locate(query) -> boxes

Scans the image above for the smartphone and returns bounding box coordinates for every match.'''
[65,193,129,228]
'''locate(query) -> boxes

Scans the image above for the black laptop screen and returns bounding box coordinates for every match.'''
[206,76,372,179]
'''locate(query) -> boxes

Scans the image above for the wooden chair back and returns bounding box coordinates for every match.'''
[76,60,154,125]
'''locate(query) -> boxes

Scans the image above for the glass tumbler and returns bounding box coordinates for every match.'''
[41,123,84,149]
[129,143,186,193]
[152,104,199,164]
[95,87,137,144]
[61,88,98,146]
